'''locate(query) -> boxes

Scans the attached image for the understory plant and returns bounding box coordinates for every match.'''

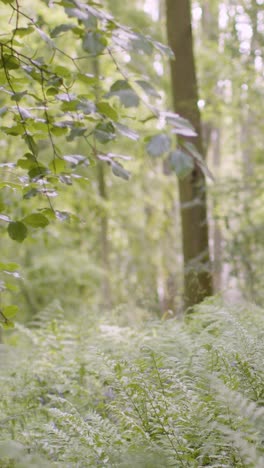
[1,298,264,467]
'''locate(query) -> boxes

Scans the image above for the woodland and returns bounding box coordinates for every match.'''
[0,0,264,466]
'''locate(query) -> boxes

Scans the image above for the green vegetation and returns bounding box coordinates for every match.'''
[1,300,264,466]
[0,0,264,466]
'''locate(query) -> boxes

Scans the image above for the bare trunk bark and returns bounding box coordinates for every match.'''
[166,0,213,309]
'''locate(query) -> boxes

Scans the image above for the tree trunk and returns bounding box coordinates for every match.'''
[97,161,112,308]
[165,0,213,309]
[201,0,223,292]
[211,128,223,291]
[93,58,112,308]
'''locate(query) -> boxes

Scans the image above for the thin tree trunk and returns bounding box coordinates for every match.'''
[166,0,213,309]
[211,128,222,291]
[156,0,178,316]
[93,58,112,308]
[201,0,223,292]
[241,115,253,181]
[97,161,112,307]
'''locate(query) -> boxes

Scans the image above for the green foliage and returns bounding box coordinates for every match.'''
[146,134,171,158]
[1,299,264,466]
[0,0,205,322]
[0,2,263,464]
[7,221,28,243]
[214,175,264,304]
[0,0,179,243]
[106,80,140,108]
[169,150,194,179]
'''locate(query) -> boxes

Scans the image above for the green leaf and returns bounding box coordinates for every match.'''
[67,126,87,141]
[131,34,153,55]
[49,158,66,173]
[47,75,63,89]
[61,100,79,112]
[23,213,49,228]
[2,305,18,319]
[97,102,118,121]
[170,150,194,179]
[27,121,48,135]
[106,80,139,108]
[23,152,37,161]
[85,4,113,21]
[111,161,130,181]
[0,181,20,189]
[5,283,19,292]
[50,24,75,37]
[63,154,87,166]
[1,124,24,135]
[0,54,20,70]
[57,0,75,6]
[23,188,39,199]
[0,262,19,272]
[8,221,28,242]
[51,125,68,136]
[46,87,59,96]
[23,134,38,155]
[14,26,35,37]
[153,40,174,58]
[38,208,56,220]
[17,158,35,170]
[84,13,98,30]
[115,123,139,141]
[162,112,197,137]
[146,134,171,157]
[94,121,116,144]
[28,165,48,180]
[0,317,15,330]
[23,66,42,83]
[183,141,215,180]
[51,64,72,79]
[83,32,107,55]
[11,90,28,102]
[77,99,96,115]
[136,80,160,98]
[65,7,88,20]
[77,73,97,85]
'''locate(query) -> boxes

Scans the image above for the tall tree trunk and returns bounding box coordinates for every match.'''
[211,128,223,291]
[201,0,223,292]
[97,161,112,307]
[93,58,112,308]
[166,0,213,309]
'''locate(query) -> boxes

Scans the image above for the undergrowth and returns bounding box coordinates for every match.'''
[1,298,264,467]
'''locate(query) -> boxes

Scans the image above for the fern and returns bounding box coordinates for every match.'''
[1,299,264,467]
